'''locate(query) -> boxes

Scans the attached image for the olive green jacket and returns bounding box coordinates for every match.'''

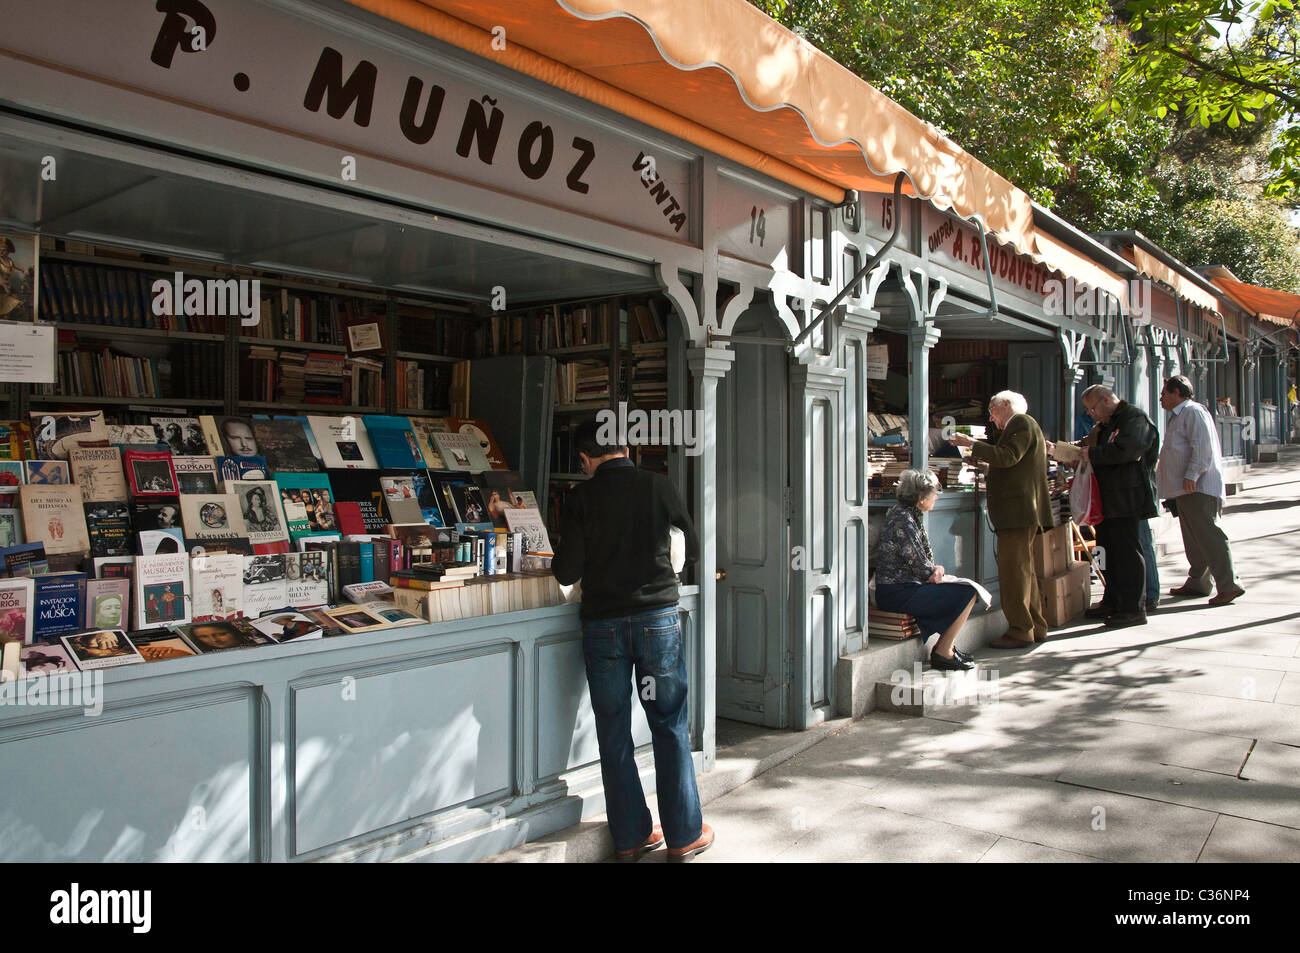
[969,412,1054,531]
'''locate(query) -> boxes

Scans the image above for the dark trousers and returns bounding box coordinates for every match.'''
[1097,517,1145,614]
[582,605,703,851]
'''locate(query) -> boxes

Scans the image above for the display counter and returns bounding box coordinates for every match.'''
[0,589,700,863]
[869,493,1000,596]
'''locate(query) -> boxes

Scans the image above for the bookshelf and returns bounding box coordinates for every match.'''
[21,239,488,422]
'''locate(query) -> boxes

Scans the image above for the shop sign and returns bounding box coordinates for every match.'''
[5,0,692,240]
[716,171,792,269]
[919,204,1051,301]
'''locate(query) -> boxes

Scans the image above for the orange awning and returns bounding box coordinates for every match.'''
[1209,274,1300,327]
[1129,247,1220,313]
[341,0,1043,254]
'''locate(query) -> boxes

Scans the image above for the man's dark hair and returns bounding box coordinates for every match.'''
[573,419,625,460]
[1163,375,1193,400]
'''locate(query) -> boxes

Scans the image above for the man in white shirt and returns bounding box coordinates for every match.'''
[1155,375,1244,606]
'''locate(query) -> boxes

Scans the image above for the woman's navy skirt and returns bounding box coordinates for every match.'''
[875,582,977,636]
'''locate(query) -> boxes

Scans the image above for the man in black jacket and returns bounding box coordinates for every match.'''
[1080,385,1160,627]
[552,420,712,863]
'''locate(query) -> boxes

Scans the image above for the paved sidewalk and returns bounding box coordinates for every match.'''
[668,450,1300,863]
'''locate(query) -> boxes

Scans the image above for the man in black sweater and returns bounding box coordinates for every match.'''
[552,420,712,863]
[1080,385,1160,628]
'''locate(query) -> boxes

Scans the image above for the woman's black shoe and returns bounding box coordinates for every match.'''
[930,649,974,672]
[953,646,975,663]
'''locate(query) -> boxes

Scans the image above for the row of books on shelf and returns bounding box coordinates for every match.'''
[244,290,383,348]
[242,348,385,407]
[555,361,611,405]
[36,258,390,345]
[0,544,572,682]
[34,336,225,400]
[0,410,511,473]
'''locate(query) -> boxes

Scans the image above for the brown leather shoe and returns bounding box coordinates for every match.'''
[1033,630,1050,643]
[989,634,1034,649]
[615,825,664,863]
[1169,585,1210,598]
[666,823,714,863]
[1208,586,1246,606]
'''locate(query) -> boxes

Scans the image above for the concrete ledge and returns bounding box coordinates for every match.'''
[835,608,1006,719]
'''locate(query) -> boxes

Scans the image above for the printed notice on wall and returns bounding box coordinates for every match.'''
[0,322,56,382]
[865,344,889,380]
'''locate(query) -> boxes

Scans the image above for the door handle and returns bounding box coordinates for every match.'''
[716,569,727,580]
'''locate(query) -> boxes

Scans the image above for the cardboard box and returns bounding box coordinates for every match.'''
[1039,560,1091,627]
[1032,523,1072,578]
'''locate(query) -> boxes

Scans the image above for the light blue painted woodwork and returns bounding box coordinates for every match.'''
[0,593,698,863]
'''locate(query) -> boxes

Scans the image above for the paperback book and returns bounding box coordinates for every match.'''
[32,572,87,640]
[286,551,329,608]
[128,628,198,662]
[85,577,131,630]
[29,410,107,460]
[215,456,270,482]
[172,456,220,494]
[190,553,245,622]
[308,415,378,469]
[68,446,128,502]
[229,480,291,553]
[20,641,78,676]
[133,552,191,629]
[24,460,70,485]
[122,450,178,497]
[0,506,24,548]
[84,501,133,557]
[275,474,337,539]
[61,630,144,670]
[150,417,209,456]
[179,493,252,554]
[249,611,323,644]
[175,619,273,654]
[362,415,425,469]
[252,419,321,473]
[0,576,35,644]
[19,484,90,556]
[243,554,288,617]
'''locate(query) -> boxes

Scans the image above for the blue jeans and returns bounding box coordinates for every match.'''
[582,605,702,851]
[1138,519,1160,606]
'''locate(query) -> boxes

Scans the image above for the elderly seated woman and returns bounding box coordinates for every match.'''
[875,468,979,671]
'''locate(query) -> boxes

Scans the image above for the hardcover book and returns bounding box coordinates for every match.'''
[251,419,321,473]
[122,450,178,497]
[0,420,34,460]
[84,501,133,557]
[242,554,288,618]
[275,473,337,540]
[407,417,449,469]
[175,619,273,654]
[214,417,261,459]
[308,416,379,470]
[326,469,389,533]
[179,493,252,553]
[286,551,329,608]
[446,418,510,470]
[127,629,198,662]
[29,411,107,460]
[189,552,245,621]
[438,478,489,525]
[429,431,491,473]
[2,542,48,577]
[324,604,391,633]
[32,572,87,640]
[20,641,79,676]
[228,480,290,552]
[172,456,220,494]
[215,455,270,482]
[249,611,323,643]
[0,576,35,644]
[0,460,25,487]
[133,552,191,629]
[362,415,425,469]
[137,528,185,557]
[19,485,90,556]
[61,629,143,670]
[85,577,130,631]
[149,417,209,456]
[503,508,553,556]
[0,505,24,548]
[69,446,128,502]
[272,416,324,466]
[197,416,225,457]
[24,460,70,485]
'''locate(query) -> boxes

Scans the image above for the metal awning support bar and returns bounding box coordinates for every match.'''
[1070,293,1134,366]
[708,173,905,350]
[929,220,1000,324]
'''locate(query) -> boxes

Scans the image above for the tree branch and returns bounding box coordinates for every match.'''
[1157,42,1300,111]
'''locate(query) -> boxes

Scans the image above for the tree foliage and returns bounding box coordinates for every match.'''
[748,0,1300,286]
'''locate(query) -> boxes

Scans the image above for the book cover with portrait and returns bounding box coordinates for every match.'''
[189,552,245,622]
[85,577,130,631]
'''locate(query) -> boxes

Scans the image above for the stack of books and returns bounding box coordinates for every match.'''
[867,607,922,641]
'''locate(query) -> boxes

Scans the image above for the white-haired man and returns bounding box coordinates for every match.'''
[950,391,1054,648]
